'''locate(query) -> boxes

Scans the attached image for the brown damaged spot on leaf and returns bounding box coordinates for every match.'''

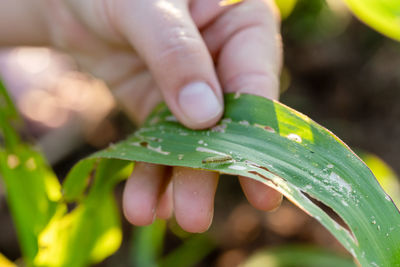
[264,126,276,133]
[254,123,276,133]
[139,141,148,148]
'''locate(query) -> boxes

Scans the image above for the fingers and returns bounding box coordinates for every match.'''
[189,0,232,29]
[123,162,170,226]
[202,0,282,100]
[156,182,173,219]
[239,177,282,211]
[124,164,219,233]
[201,0,283,210]
[173,167,219,233]
[114,0,223,129]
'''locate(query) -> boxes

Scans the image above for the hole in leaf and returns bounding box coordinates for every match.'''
[302,191,355,241]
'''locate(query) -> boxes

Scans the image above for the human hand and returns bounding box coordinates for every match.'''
[46,0,283,232]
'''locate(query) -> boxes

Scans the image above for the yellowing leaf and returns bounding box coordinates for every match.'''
[343,0,400,41]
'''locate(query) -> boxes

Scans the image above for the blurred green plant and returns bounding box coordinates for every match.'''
[277,0,400,43]
[240,245,355,267]
[0,81,129,267]
[342,0,400,41]
[131,219,215,267]
[131,219,166,267]
[159,234,215,267]
[275,0,298,19]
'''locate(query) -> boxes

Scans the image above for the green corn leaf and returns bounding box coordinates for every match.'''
[342,0,400,41]
[90,93,400,267]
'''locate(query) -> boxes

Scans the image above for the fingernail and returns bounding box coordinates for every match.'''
[178,82,222,124]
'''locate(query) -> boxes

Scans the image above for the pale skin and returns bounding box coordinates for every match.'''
[1,0,283,233]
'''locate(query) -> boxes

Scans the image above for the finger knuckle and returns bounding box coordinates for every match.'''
[156,28,204,65]
[245,0,281,25]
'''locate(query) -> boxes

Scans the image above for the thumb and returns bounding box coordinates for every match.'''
[116,0,223,129]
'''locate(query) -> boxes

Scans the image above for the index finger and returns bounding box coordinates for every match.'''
[203,0,282,100]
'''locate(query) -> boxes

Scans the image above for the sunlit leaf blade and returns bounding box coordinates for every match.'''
[275,0,298,19]
[0,253,17,267]
[92,93,400,267]
[34,194,122,267]
[241,245,355,267]
[0,146,62,265]
[343,0,400,41]
[35,159,131,267]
